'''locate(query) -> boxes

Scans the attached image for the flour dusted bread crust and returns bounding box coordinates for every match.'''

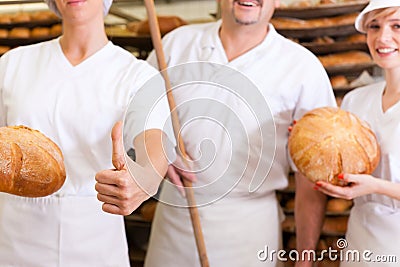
[0,126,66,197]
[288,107,380,185]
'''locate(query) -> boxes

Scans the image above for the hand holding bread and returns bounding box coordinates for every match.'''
[288,107,380,185]
[0,126,66,197]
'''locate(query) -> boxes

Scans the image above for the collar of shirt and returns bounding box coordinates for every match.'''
[199,20,278,65]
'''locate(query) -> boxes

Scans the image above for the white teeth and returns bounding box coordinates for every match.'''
[239,1,257,7]
[377,48,396,54]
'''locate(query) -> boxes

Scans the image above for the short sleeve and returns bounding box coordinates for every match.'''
[288,56,337,172]
[123,70,176,155]
[292,62,337,121]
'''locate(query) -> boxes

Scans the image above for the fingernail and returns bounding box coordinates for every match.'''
[293,120,297,125]
[313,185,319,190]
[316,181,322,186]
[338,173,344,179]
[288,126,293,132]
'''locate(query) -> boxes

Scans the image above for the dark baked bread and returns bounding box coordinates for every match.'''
[0,126,66,197]
[288,107,380,184]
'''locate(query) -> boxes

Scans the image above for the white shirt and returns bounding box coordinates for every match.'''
[340,82,400,266]
[145,21,336,267]
[0,38,174,266]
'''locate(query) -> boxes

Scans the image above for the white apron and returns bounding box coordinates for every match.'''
[340,83,400,267]
[340,198,400,267]
[145,189,283,267]
[0,194,130,267]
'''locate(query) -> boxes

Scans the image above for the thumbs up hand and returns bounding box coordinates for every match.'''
[95,121,168,215]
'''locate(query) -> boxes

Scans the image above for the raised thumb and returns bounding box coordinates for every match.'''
[111,121,125,170]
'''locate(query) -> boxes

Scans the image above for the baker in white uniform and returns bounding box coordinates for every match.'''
[0,0,174,266]
[312,1,400,266]
[144,0,336,266]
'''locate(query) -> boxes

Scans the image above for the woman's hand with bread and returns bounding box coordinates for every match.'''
[315,173,400,201]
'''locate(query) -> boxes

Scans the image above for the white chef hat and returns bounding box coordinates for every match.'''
[355,0,400,33]
[44,0,113,18]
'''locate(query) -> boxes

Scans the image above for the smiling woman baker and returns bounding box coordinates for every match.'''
[311,0,400,266]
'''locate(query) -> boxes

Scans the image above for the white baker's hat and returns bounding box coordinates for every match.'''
[44,0,113,18]
[355,0,400,33]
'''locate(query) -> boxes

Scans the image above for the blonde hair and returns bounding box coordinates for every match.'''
[363,7,400,29]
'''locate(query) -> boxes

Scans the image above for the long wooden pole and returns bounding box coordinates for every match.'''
[143,1,210,266]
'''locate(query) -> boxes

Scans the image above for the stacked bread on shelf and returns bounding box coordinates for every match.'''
[272,0,374,105]
[0,10,61,56]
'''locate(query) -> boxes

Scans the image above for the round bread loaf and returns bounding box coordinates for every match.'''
[330,75,349,88]
[0,29,8,38]
[9,27,30,38]
[50,24,62,36]
[326,198,353,213]
[0,126,66,197]
[288,107,380,185]
[12,12,31,23]
[31,27,50,38]
[0,14,12,24]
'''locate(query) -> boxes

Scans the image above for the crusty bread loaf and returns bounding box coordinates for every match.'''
[9,27,30,38]
[11,12,31,23]
[312,36,335,44]
[271,13,358,29]
[345,33,366,43]
[318,51,372,68]
[0,126,66,197]
[288,107,380,185]
[322,216,348,234]
[0,14,12,24]
[50,24,63,36]
[0,29,8,38]
[128,16,187,35]
[30,10,54,21]
[31,27,50,38]
[330,75,349,88]
[326,198,353,213]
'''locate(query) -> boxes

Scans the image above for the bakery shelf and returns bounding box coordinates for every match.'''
[0,18,61,30]
[325,62,376,75]
[302,41,368,55]
[0,36,55,46]
[276,24,357,39]
[274,1,368,19]
[283,208,351,217]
